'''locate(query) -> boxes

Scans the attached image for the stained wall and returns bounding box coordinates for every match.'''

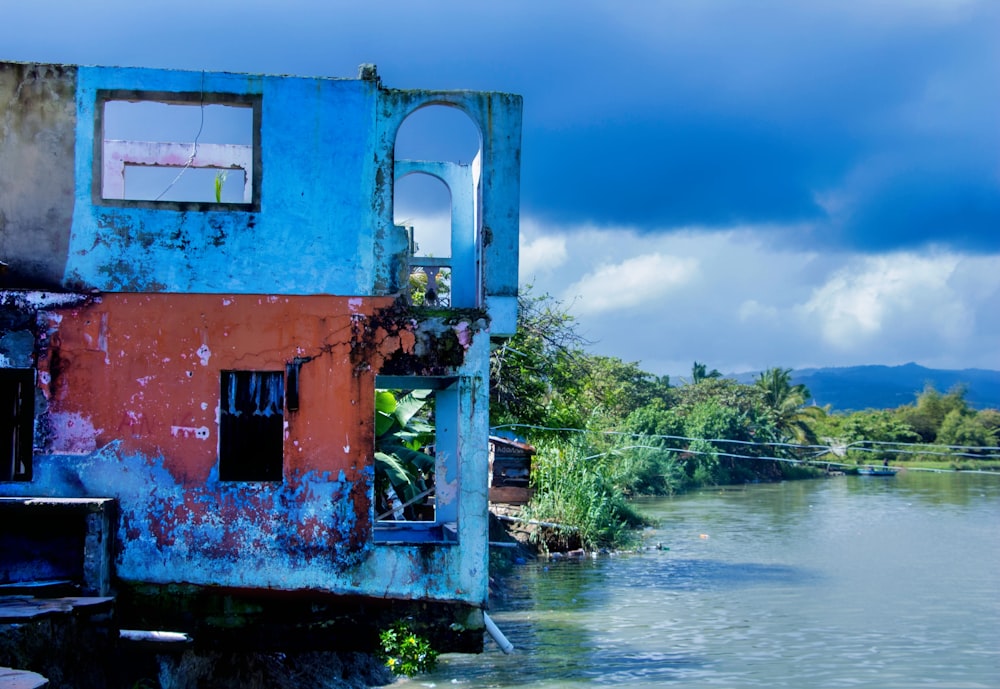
[0,63,77,288]
[0,60,520,613]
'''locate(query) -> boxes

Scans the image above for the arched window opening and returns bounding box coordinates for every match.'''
[393,105,483,309]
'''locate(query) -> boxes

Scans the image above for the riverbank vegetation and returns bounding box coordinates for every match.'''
[490,291,1000,551]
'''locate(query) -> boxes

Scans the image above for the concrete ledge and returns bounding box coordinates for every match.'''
[0,667,48,689]
[0,597,114,623]
[0,595,114,688]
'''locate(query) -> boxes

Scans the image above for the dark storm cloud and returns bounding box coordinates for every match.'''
[523,114,843,228]
[369,2,1000,255]
[843,172,1000,252]
[513,7,997,253]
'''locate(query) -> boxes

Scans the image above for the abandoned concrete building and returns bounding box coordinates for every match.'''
[0,58,522,668]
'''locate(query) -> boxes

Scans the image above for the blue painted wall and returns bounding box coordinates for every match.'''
[68,66,386,294]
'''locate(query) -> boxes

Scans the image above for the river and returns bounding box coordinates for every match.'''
[428,472,1000,688]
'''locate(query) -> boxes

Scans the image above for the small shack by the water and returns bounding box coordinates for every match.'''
[488,435,535,505]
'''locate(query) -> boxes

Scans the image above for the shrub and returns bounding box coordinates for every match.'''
[379,621,438,676]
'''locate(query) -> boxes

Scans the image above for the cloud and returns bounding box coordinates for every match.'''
[520,216,1000,375]
[799,253,966,348]
[519,233,568,281]
[811,151,1000,253]
[519,2,996,239]
[562,253,699,315]
[738,300,780,323]
[798,251,1000,359]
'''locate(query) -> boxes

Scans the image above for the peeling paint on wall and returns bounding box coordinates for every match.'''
[0,60,521,641]
[2,292,493,602]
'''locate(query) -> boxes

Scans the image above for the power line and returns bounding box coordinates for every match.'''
[491,423,1000,470]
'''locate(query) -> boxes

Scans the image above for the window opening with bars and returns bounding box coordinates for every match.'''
[219,370,284,481]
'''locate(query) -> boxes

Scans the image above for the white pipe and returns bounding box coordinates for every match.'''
[483,612,514,654]
[119,629,192,644]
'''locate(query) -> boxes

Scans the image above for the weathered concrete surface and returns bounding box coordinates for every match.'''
[12,293,394,587]
[0,666,48,689]
[0,60,522,329]
[0,60,522,651]
[0,63,77,289]
[0,596,114,689]
[1,292,492,611]
[66,65,392,295]
[376,89,523,335]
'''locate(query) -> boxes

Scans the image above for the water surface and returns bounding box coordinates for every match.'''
[429,472,1000,688]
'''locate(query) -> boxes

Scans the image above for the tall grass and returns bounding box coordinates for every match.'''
[526,439,649,551]
[524,434,833,550]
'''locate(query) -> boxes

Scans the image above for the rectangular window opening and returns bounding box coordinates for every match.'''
[219,370,284,482]
[374,377,459,544]
[0,369,34,482]
[98,94,259,207]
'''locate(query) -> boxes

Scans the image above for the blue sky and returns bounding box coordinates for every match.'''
[4,0,998,377]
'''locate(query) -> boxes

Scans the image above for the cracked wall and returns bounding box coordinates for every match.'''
[2,292,491,606]
[10,293,397,585]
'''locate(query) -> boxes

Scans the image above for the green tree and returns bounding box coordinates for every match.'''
[672,377,766,421]
[936,408,997,450]
[818,409,921,464]
[621,399,687,494]
[680,397,783,484]
[683,400,739,484]
[489,289,588,434]
[976,409,1000,439]
[754,367,825,445]
[490,289,671,439]
[896,384,970,443]
[374,389,437,520]
[572,355,671,429]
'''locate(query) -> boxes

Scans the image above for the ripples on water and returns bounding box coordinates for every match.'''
[425,473,999,689]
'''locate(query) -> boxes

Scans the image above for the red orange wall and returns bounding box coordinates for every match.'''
[37,294,400,485]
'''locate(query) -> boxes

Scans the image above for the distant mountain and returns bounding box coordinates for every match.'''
[733,363,1000,412]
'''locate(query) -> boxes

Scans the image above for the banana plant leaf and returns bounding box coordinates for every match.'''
[374,389,437,515]
[375,390,399,437]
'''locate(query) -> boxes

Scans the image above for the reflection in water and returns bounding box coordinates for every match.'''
[618,557,820,591]
[431,473,1000,688]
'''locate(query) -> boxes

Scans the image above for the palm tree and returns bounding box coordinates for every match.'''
[754,367,824,445]
[690,361,722,384]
